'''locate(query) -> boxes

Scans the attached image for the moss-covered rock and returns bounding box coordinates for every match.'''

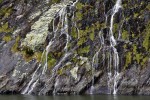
[0,0,150,96]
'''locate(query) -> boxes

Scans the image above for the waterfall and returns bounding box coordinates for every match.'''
[21,0,122,95]
[22,0,79,95]
[22,49,46,94]
[28,79,39,94]
[52,52,72,73]
[21,64,41,94]
[91,0,122,94]
[89,0,122,94]
[59,7,70,51]
[51,0,79,94]
[110,0,122,46]
[91,31,105,94]
[42,41,54,75]
[107,0,122,94]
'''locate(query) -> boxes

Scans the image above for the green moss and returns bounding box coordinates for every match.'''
[11,36,20,52]
[77,24,98,46]
[0,22,13,33]
[89,26,95,41]
[143,22,150,52]
[57,68,64,75]
[71,27,78,38]
[51,0,60,3]
[0,0,3,4]
[122,30,129,40]
[53,52,63,58]
[48,0,61,5]
[113,23,119,36]
[141,57,149,66]
[134,13,139,18]
[77,29,89,46]
[133,44,137,53]
[11,36,42,62]
[76,2,84,10]
[132,44,142,64]
[78,46,90,54]
[57,63,72,75]
[125,52,132,68]
[76,11,83,20]
[0,7,12,18]
[125,42,149,67]
[132,34,135,38]
[47,58,57,69]
[12,36,33,60]
[79,30,88,38]
[71,57,78,64]
[89,31,94,41]
[135,53,141,64]
[47,54,57,69]
[77,37,87,46]
[146,3,150,10]
[34,52,43,61]
[2,35,11,42]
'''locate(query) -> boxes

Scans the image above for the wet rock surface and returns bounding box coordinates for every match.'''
[0,0,149,95]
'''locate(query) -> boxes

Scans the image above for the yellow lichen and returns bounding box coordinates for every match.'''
[0,22,13,33]
[143,22,150,52]
[125,52,132,68]
[2,35,11,42]
[78,46,90,54]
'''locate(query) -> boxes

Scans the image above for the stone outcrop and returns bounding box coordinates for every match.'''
[0,0,149,95]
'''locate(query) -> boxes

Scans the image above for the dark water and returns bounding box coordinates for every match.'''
[0,95,150,100]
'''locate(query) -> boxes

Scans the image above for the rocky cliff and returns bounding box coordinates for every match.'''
[0,0,149,95]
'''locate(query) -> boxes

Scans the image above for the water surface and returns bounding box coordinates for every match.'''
[0,95,150,100]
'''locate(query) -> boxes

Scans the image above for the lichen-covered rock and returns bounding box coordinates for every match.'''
[0,0,149,96]
[21,1,74,51]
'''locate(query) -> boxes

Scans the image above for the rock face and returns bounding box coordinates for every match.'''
[0,0,150,95]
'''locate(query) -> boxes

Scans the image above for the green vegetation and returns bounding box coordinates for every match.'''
[48,0,61,6]
[125,51,132,68]
[57,63,72,75]
[124,43,149,69]
[11,36,20,52]
[143,22,150,52]
[76,11,83,20]
[2,35,11,42]
[0,0,3,4]
[0,7,12,19]
[71,27,78,38]
[146,3,150,10]
[122,30,129,40]
[47,54,57,69]
[11,36,40,61]
[0,22,13,33]
[51,0,61,3]
[78,46,90,54]
[77,36,87,46]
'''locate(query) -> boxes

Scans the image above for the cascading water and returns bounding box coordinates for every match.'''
[22,0,79,95]
[90,31,105,94]
[22,64,41,94]
[42,41,54,75]
[107,0,122,94]
[22,0,121,95]
[51,0,79,94]
[90,0,122,95]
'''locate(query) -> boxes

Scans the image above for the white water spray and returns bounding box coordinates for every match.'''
[21,0,79,94]
[107,0,122,94]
